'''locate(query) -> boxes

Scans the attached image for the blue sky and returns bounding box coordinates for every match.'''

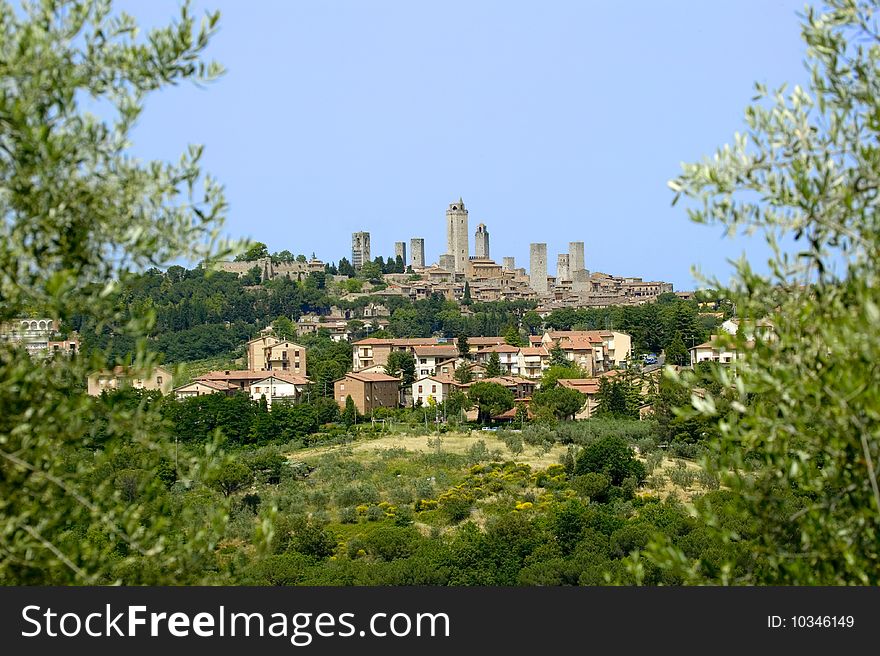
[120,0,809,290]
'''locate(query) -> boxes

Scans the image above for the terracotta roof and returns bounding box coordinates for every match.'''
[413,375,457,385]
[353,337,439,346]
[198,369,270,382]
[558,378,600,394]
[476,344,520,353]
[412,344,459,357]
[342,372,401,383]
[174,379,237,392]
[466,336,507,346]
[520,346,549,356]
[251,372,311,386]
[559,336,602,349]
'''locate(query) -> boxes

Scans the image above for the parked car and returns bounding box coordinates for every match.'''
[643,353,658,365]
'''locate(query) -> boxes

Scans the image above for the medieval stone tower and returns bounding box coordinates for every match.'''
[446,198,469,274]
[352,231,370,269]
[530,243,548,293]
[394,241,407,267]
[474,223,490,259]
[556,253,571,282]
[502,256,516,270]
[410,238,425,269]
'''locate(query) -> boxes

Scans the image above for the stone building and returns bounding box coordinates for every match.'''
[474,223,489,259]
[445,198,468,274]
[394,241,407,267]
[352,231,371,269]
[529,243,548,293]
[410,238,425,269]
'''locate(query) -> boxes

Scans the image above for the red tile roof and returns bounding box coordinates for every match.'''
[558,378,600,394]
[252,372,311,385]
[342,372,401,383]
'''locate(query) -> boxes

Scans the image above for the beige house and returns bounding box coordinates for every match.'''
[334,372,401,414]
[87,365,173,396]
[557,378,601,419]
[173,379,238,399]
[263,340,307,375]
[246,334,279,371]
[250,372,311,408]
[351,337,438,371]
[518,346,550,378]
[246,334,307,374]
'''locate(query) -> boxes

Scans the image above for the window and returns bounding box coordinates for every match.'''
[418,385,423,393]
[157,376,163,385]
[420,358,427,364]
[340,383,345,391]
[431,385,437,393]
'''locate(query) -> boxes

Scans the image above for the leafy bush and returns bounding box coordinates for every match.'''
[574,436,646,486]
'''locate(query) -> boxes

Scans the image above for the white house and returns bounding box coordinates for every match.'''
[471,344,521,374]
[249,372,311,408]
[690,335,741,366]
[411,375,458,406]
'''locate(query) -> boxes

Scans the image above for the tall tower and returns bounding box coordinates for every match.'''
[394,241,407,267]
[569,241,585,274]
[474,223,490,259]
[352,231,370,269]
[410,238,425,269]
[569,241,588,293]
[557,253,570,282]
[530,243,548,293]
[446,198,469,273]
[502,256,515,270]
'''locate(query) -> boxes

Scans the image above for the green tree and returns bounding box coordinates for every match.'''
[484,351,502,377]
[462,281,472,305]
[210,462,253,497]
[457,334,470,358]
[385,350,416,387]
[342,395,358,426]
[272,316,297,340]
[549,342,569,367]
[594,378,638,419]
[531,386,585,420]
[453,364,474,384]
[651,1,880,584]
[664,333,689,366]
[540,364,584,389]
[522,311,543,335]
[574,436,646,486]
[234,241,269,262]
[0,0,233,584]
[467,382,514,424]
[337,257,355,277]
[504,325,524,346]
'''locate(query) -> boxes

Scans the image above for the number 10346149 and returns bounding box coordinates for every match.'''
[768,615,855,628]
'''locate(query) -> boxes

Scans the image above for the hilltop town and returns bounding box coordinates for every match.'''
[215,198,679,311]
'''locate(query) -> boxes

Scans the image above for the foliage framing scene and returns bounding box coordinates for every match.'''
[0,0,878,585]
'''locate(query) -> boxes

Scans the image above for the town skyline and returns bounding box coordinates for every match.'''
[118,0,809,291]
